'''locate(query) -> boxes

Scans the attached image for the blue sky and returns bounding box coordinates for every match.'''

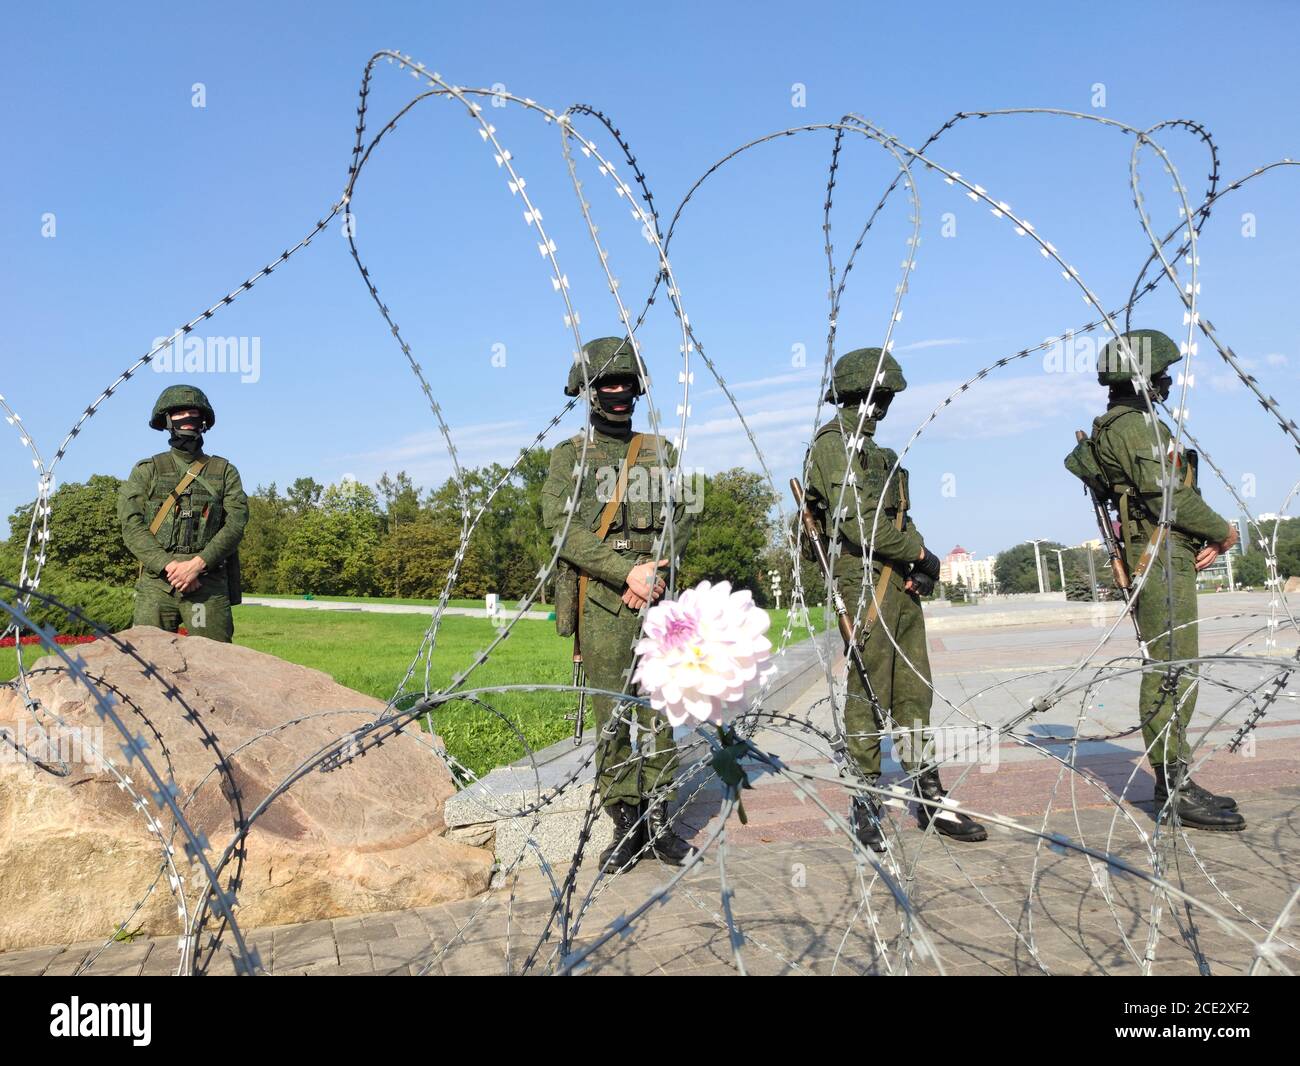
[3,1,1299,561]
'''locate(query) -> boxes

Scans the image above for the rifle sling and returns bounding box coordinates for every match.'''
[574,433,645,658]
[864,508,907,635]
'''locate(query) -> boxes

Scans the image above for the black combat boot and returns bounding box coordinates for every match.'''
[850,793,887,853]
[646,797,693,865]
[1152,764,1245,831]
[1152,766,1237,811]
[598,801,645,871]
[912,767,987,842]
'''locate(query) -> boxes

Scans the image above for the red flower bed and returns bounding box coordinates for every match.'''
[0,634,99,648]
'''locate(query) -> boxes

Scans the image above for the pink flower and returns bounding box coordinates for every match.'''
[633,580,777,727]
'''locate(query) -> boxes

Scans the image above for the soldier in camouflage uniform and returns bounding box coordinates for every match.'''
[542,337,695,869]
[804,348,987,851]
[118,385,248,643]
[1086,330,1244,830]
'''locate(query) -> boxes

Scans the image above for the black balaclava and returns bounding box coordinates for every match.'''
[840,389,894,431]
[1109,373,1173,407]
[166,410,206,456]
[590,376,637,438]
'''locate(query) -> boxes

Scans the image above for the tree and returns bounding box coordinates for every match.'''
[763,519,827,611]
[1065,567,1093,601]
[376,471,421,529]
[7,474,135,585]
[1251,518,1300,578]
[275,479,383,595]
[425,448,552,601]
[240,482,291,594]
[1233,550,1267,588]
[286,476,324,514]
[374,512,490,598]
[680,469,776,599]
[994,541,1065,594]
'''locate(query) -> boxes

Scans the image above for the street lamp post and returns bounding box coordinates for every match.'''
[1028,539,1048,594]
[1052,548,1067,591]
[768,568,782,611]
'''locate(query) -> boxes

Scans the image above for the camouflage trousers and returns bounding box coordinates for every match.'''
[843,569,933,778]
[133,568,234,643]
[1129,533,1200,768]
[579,597,677,808]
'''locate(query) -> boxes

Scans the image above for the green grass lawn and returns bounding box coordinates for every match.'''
[2,601,822,781]
[242,603,822,777]
[229,606,574,779]
[248,593,552,611]
[236,605,821,777]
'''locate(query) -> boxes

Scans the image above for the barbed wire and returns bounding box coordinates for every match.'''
[1,51,1296,976]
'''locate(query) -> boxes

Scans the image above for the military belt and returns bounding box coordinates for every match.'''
[608,536,658,553]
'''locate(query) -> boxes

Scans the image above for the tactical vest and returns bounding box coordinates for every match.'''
[813,420,911,556]
[143,450,232,559]
[1090,406,1198,547]
[567,431,672,555]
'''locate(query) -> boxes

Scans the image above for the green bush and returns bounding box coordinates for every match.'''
[0,567,135,636]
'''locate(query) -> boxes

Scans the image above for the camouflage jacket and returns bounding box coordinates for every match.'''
[542,426,694,616]
[805,408,925,581]
[1091,398,1230,547]
[118,447,249,578]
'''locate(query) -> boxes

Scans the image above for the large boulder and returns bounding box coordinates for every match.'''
[0,627,493,952]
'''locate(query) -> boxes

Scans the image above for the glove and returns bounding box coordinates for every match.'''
[915,547,941,582]
[909,570,936,597]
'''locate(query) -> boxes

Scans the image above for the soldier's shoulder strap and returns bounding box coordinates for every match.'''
[150,450,179,475]
[196,454,229,496]
[575,432,645,640]
[631,432,675,459]
[598,434,645,538]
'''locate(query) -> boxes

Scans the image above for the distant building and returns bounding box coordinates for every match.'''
[941,545,996,591]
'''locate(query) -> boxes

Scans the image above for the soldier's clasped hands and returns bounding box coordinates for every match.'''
[625,558,669,608]
[164,556,206,594]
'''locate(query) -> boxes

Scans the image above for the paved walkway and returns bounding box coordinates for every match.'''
[241,597,553,620]
[2,778,1293,976]
[2,592,1295,976]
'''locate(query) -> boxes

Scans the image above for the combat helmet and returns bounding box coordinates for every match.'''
[150,384,215,430]
[1097,330,1181,387]
[825,347,907,403]
[564,336,646,397]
